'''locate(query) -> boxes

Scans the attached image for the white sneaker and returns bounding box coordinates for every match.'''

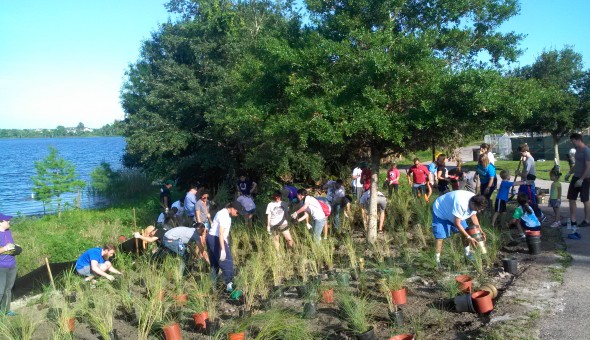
[550,221,562,228]
[226,282,234,292]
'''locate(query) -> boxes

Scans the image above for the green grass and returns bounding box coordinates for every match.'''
[462,160,570,182]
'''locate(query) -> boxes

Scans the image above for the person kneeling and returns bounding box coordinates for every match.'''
[75,243,122,282]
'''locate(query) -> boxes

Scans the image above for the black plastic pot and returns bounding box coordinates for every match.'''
[356,326,377,340]
[303,302,317,319]
[205,319,220,336]
[108,330,119,340]
[65,292,77,303]
[271,285,285,298]
[337,272,351,287]
[502,257,518,274]
[454,294,475,313]
[296,285,308,298]
[388,309,404,325]
[526,235,541,255]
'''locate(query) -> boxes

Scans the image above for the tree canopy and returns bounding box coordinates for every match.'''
[120,0,572,242]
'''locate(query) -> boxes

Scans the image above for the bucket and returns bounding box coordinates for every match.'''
[471,290,493,314]
[465,225,483,240]
[455,275,473,293]
[502,257,518,274]
[526,235,541,255]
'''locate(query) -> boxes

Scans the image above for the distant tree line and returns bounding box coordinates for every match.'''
[0,120,125,138]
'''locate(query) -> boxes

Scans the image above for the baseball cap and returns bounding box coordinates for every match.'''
[164,179,175,185]
[0,213,13,221]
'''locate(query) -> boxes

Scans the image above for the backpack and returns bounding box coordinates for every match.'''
[317,200,331,217]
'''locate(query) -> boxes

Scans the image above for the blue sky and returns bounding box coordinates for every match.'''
[0,0,588,129]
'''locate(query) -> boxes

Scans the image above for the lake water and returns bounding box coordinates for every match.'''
[0,137,126,216]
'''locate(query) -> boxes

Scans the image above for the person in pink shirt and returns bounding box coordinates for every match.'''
[386,162,400,196]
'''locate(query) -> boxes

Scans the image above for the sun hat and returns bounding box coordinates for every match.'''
[0,213,12,221]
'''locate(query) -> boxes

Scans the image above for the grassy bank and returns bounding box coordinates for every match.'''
[11,197,159,277]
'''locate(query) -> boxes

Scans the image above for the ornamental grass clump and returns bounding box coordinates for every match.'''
[241,308,315,339]
[338,293,376,335]
[80,285,118,340]
[0,314,40,340]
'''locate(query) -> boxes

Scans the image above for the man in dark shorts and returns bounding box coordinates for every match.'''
[565,133,590,228]
[407,158,430,197]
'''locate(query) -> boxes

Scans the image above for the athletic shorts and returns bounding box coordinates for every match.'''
[549,199,561,208]
[567,177,590,202]
[271,222,290,233]
[494,198,507,213]
[432,212,468,239]
[76,263,109,277]
[245,208,256,214]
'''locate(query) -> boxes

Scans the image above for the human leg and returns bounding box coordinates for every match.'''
[219,240,235,285]
[313,218,325,242]
[282,230,294,248]
[332,203,341,231]
[206,234,220,282]
[273,233,281,251]
[0,267,16,313]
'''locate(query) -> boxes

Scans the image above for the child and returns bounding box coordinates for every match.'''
[386,162,400,196]
[511,192,541,241]
[549,169,562,228]
[491,170,526,227]
[266,191,294,250]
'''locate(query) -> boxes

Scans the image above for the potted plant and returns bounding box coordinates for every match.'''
[302,280,319,319]
[383,270,406,305]
[338,293,376,340]
[379,279,403,325]
[320,283,336,304]
[186,296,208,333]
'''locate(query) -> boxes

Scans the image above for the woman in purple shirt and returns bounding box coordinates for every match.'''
[0,213,18,316]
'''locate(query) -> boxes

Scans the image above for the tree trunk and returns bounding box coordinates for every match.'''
[552,133,560,162]
[57,194,61,218]
[367,147,380,244]
[431,141,436,162]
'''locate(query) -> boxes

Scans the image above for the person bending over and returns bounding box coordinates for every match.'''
[75,244,122,282]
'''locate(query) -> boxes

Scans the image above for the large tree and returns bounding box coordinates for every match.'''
[282,0,528,242]
[513,47,590,160]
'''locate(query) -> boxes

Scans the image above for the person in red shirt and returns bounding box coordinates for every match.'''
[360,162,372,192]
[407,158,430,198]
[386,162,400,196]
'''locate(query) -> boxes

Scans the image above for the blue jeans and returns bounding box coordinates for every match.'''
[206,234,234,284]
[313,218,326,242]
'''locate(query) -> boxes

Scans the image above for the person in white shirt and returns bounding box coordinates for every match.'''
[351,165,363,201]
[206,201,241,292]
[266,191,294,250]
[291,189,326,242]
[431,191,487,269]
[480,143,496,165]
[236,194,256,228]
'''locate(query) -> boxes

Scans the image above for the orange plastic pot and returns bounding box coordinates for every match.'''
[471,290,493,314]
[389,334,414,340]
[228,332,245,340]
[192,311,209,332]
[174,294,188,306]
[67,317,75,332]
[455,275,473,293]
[525,230,541,237]
[321,288,334,304]
[390,287,407,305]
[163,322,182,340]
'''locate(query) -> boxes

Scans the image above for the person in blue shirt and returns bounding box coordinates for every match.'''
[491,170,526,227]
[431,191,488,270]
[511,192,541,241]
[476,153,497,201]
[75,244,122,282]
